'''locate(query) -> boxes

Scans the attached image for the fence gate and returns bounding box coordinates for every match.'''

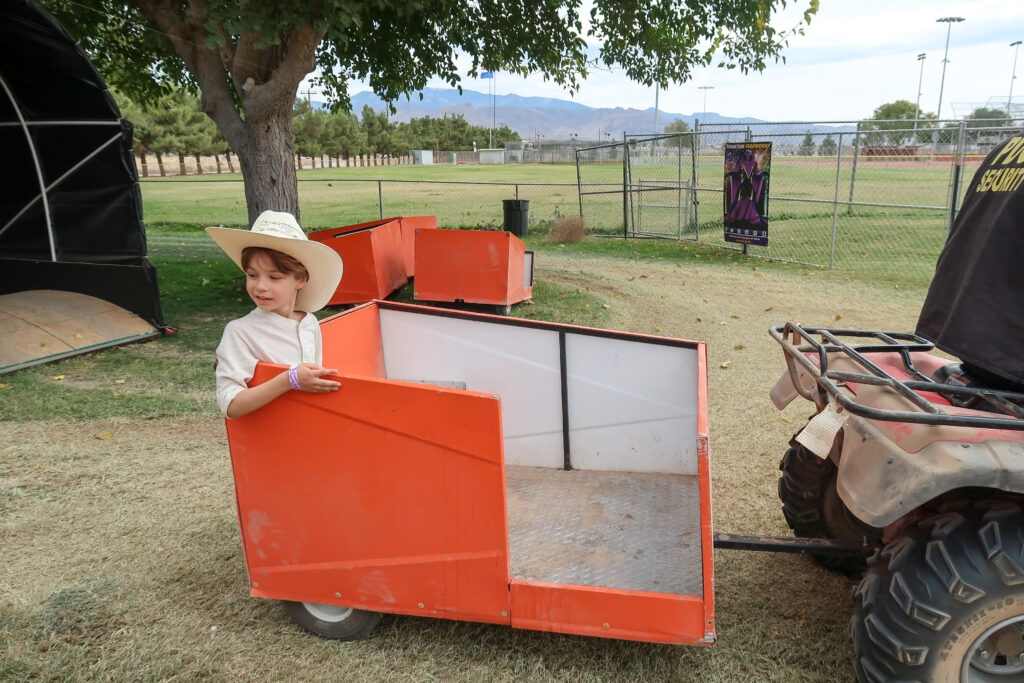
[625,133,699,239]
[576,133,699,238]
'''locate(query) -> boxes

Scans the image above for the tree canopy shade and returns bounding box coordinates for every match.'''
[40,0,819,225]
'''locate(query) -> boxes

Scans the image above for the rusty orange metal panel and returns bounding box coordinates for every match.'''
[397,216,438,277]
[308,220,408,304]
[414,230,533,306]
[509,580,712,644]
[225,365,511,624]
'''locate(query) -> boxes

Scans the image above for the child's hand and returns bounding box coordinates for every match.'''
[295,363,341,393]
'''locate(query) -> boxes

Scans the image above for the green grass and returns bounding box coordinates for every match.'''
[140,160,952,288]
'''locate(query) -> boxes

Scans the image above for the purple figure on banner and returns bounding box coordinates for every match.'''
[724,149,768,228]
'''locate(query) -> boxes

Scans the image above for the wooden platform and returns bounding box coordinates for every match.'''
[0,289,159,374]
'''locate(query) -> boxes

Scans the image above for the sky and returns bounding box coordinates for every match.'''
[317,0,1024,122]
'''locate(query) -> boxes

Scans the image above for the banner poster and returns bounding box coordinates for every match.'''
[723,141,772,246]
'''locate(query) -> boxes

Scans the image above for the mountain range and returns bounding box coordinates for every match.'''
[325,87,760,141]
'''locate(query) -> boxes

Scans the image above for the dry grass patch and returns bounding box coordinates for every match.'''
[1,254,929,681]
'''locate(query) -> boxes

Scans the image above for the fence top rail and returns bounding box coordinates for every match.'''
[624,132,696,143]
[575,141,628,153]
[139,177,583,187]
[699,117,1023,128]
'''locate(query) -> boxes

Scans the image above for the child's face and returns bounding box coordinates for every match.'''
[244,253,308,317]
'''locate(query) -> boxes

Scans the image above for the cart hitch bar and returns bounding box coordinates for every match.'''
[713,533,866,557]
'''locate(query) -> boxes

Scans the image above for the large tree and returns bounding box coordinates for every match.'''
[862,99,935,146]
[42,0,818,225]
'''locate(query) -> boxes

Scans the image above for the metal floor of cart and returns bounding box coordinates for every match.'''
[505,466,703,596]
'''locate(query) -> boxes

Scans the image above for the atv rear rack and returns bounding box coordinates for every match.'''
[770,323,1024,430]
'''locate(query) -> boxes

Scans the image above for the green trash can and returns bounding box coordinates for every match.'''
[502,199,529,237]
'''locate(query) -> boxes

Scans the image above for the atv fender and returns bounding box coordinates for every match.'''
[836,414,1024,528]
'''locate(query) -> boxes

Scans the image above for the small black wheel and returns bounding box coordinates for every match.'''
[850,502,1024,683]
[778,435,871,574]
[284,601,382,640]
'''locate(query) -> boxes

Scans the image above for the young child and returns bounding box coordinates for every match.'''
[207,210,344,418]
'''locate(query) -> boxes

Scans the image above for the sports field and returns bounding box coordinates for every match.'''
[141,159,960,287]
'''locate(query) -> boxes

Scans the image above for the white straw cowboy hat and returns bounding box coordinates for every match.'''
[206,211,343,312]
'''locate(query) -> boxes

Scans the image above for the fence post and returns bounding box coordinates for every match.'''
[515,184,519,200]
[677,134,683,239]
[575,149,584,218]
[829,133,844,268]
[847,121,861,215]
[693,119,700,239]
[378,180,383,219]
[948,121,968,229]
[622,132,629,237]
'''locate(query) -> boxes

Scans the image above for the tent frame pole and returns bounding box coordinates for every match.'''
[0,73,57,261]
[0,131,122,241]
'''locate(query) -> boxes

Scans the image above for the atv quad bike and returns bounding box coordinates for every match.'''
[770,323,1024,683]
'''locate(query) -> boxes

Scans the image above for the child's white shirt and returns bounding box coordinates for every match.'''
[215,308,322,417]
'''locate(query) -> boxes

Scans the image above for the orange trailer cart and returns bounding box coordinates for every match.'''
[308,219,407,305]
[224,301,715,645]
[413,229,534,314]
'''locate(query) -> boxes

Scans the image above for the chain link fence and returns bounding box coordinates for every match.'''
[577,119,1023,285]
[140,177,582,231]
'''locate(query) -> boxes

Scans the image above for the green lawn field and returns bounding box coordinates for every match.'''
[141,159,960,287]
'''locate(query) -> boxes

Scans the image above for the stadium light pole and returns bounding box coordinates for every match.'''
[699,86,714,121]
[914,53,926,132]
[935,17,965,121]
[1010,40,1022,116]
[654,82,660,134]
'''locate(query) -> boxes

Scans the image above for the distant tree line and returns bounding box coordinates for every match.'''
[115,89,522,175]
[790,102,1013,157]
[860,101,1015,146]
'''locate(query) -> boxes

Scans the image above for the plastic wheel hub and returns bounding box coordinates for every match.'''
[302,602,354,623]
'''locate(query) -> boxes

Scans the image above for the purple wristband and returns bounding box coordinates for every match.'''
[288,365,300,390]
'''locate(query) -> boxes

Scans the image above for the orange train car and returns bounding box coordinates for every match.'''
[308,219,407,305]
[413,229,534,314]
[224,301,715,645]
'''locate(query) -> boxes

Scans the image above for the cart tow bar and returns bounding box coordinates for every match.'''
[713,533,866,557]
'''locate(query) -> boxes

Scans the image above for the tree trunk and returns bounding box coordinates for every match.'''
[156,152,166,177]
[139,150,149,178]
[226,150,235,173]
[237,109,299,225]
[194,153,204,174]
[178,152,187,176]
[214,154,222,174]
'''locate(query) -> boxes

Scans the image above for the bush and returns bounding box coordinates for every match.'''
[548,216,586,243]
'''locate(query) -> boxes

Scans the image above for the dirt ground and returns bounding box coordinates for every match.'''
[1,253,929,681]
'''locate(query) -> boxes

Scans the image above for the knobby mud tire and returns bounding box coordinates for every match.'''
[850,502,1024,683]
[778,436,868,574]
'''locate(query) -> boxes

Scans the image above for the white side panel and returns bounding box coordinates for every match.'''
[523,252,534,288]
[565,334,698,475]
[379,309,564,468]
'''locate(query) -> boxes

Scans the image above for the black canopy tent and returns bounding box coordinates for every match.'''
[0,0,163,329]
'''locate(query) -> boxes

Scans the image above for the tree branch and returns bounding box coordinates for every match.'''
[136,0,245,146]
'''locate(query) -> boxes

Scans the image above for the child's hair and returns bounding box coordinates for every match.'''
[241,247,309,280]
